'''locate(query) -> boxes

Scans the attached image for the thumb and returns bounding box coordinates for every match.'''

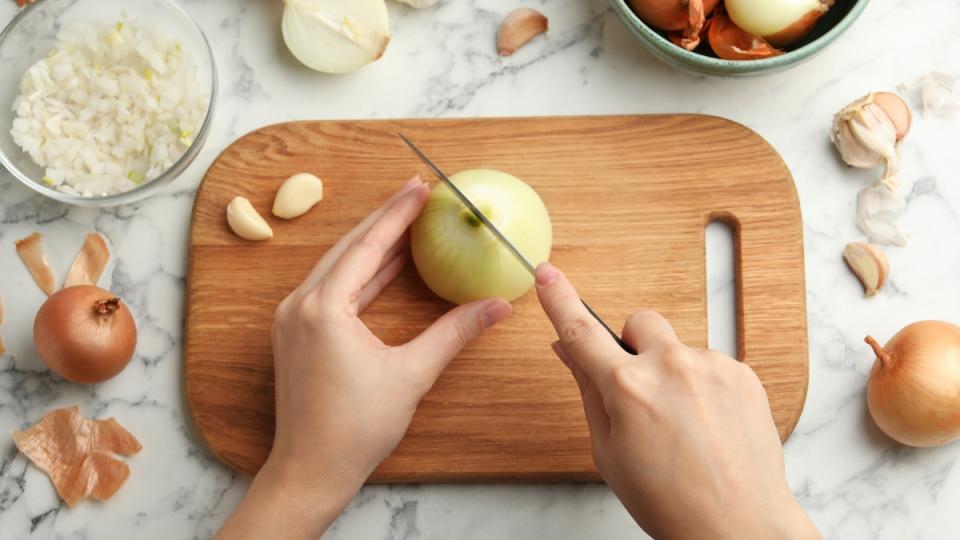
[403,298,512,386]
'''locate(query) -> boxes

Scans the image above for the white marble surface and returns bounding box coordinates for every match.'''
[1,0,959,538]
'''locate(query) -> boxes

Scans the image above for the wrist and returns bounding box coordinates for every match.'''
[260,451,362,506]
[251,454,361,534]
[776,499,822,540]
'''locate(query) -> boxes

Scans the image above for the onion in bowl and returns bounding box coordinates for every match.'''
[725,0,833,48]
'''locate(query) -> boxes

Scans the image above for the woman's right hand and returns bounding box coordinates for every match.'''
[534,263,822,540]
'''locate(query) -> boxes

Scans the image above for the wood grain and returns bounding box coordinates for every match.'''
[185,115,808,482]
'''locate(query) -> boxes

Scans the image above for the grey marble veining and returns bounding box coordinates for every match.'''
[1,0,959,538]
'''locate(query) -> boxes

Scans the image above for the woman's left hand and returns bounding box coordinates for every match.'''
[217,176,512,540]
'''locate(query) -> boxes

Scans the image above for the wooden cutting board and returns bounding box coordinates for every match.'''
[185,115,808,482]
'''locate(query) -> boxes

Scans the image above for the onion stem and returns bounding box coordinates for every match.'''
[865,335,892,368]
[93,298,121,315]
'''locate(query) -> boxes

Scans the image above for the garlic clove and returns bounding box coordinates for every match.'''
[872,92,912,141]
[843,242,889,297]
[272,173,324,219]
[227,197,274,241]
[282,0,391,74]
[831,94,901,189]
[856,183,907,246]
[393,0,441,7]
[498,8,548,57]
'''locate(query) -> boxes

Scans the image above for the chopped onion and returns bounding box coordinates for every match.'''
[10,20,207,197]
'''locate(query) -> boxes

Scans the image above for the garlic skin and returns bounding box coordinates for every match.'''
[857,184,907,247]
[227,197,274,241]
[273,173,324,219]
[831,94,901,190]
[899,71,959,119]
[393,0,441,7]
[282,0,391,74]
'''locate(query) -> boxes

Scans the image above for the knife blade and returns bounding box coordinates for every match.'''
[398,133,636,355]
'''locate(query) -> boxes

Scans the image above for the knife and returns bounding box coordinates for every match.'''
[399,133,636,355]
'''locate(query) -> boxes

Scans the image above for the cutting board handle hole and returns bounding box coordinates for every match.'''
[706,220,739,360]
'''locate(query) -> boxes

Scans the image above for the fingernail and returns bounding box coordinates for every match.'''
[536,263,559,287]
[551,340,572,369]
[481,299,512,328]
[401,176,421,192]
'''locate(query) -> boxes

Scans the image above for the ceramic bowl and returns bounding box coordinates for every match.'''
[609,0,870,76]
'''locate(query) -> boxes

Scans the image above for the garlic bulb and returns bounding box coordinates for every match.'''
[831,94,901,190]
[282,0,391,74]
[393,0,441,7]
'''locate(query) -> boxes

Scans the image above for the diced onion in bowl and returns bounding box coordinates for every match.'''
[9,20,208,197]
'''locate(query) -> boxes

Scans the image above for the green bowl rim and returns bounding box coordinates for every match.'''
[609,0,871,74]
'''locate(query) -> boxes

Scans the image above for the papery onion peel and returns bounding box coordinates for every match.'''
[708,13,782,61]
[628,0,721,50]
[13,406,142,506]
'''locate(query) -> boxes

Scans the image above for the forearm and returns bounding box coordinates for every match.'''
[216,456,359,540]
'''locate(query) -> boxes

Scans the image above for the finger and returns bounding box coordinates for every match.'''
[294,176,422,296]
[621,309,681,354]
[357,251,408,313]
[324,184,429,301]
[552,341,611,443]
[536,263,627,383]
[377,230,410,276]
[402,298,512,386]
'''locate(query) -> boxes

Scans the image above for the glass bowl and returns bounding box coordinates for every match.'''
[0,0,217,206]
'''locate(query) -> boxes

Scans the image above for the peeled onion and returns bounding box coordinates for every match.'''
[411,169,552,305]
[282,0,391,74]
[628,0,721,50]
[34,286,137,384]
[865,321,960,447]
[725,0,831,48]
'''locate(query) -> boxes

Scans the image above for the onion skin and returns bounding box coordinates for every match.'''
[708,13,782,61]
[866,321,960,447]
[628,0,720,50]
[34,286,137,384]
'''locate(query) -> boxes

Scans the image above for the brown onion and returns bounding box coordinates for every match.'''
[34,285,137,384]
[628,0,721,50]
[866,321,960,447]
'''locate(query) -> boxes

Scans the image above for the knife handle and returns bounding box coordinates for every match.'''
[580,299,637,355]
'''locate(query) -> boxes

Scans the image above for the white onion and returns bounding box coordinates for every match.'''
[725,0,828,48]
[411,169,552,305]
[10,20,207,197]
[282,0,391,74]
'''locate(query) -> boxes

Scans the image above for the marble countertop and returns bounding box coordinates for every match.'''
[2,0,959,538]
